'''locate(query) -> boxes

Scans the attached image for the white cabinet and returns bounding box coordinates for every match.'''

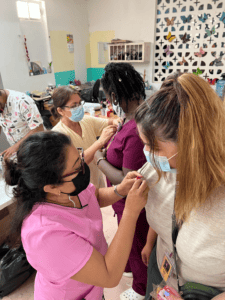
[108,42,150,63]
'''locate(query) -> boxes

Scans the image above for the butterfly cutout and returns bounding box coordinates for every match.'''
[220,11,225,24]
[205,26,216,37]
[194,47,206,57]
[165,17,175,26]
[211,56,224,67]
[163,62,170,70]
[180,33,190,44]
[193,68,202,76]
[181,15,192,24]
[164,45,173,56]
[166,32,176,42]
[207,78,218,85]
[178,57,187,65]
[198,13,208,23]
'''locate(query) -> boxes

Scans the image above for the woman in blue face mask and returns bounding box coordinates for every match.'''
[51,86,120,189]
[134,72,225,300]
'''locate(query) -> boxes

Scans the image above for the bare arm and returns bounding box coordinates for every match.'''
[83,125,117,165]
[95,170,141,207]
[0,124,44,158]
[83,140,103,165]
[97,155,133,185]
[108,118,121,126]
[70,178,149,288]
[212,293,225,300]
[97,159,124,184]
[146,226,158,249]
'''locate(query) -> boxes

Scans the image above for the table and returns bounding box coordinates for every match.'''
[0,172,14,210]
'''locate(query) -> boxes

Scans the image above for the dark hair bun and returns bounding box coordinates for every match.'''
[4,159,21,186]
[50,106,60,119]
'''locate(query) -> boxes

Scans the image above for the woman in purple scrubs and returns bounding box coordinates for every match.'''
[94,63,154,300]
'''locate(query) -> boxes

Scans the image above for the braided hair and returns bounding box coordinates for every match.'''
[101,63,146,108]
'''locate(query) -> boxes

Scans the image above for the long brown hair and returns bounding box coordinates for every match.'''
[135,72,225,222]
[51,86,80,119]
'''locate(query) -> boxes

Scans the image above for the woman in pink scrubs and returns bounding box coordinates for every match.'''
[4,131,148,300]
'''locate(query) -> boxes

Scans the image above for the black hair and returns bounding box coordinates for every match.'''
[4,131,71,247]
[101,63,146,108]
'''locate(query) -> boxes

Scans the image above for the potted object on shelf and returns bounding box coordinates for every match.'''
[47,62,52,73]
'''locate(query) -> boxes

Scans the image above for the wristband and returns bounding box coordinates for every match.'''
[96,157,106,165]
[114,185,125,198]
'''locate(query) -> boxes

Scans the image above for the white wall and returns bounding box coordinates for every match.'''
[0,0,55,93]
[86,0,161,92]
[19,1,52,72]
[45,0,90,83]
[0,0,89,93]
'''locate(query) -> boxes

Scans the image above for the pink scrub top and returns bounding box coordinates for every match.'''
[106,119,146,213]
[21,184,108,300]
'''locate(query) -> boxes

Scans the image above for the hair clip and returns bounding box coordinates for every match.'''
[118,78,122,82]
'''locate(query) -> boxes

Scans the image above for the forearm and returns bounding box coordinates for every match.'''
[146,226,158,249]
[97,159,124,185]
[108,119,113,126]
[84,140,102,165]
[212,293,225,300]
[105,210,139,286]
[97,185,125,207]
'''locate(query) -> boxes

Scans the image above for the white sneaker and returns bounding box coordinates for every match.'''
[120,287,145,300]
[123,272,133,278]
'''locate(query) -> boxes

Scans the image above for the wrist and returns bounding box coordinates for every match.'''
[97,138,105,149]
[145,241,155,250]
[97,157,106,165]
[123,208,139,220]
[116,184,126,198]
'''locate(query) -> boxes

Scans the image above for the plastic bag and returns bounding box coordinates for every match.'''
[0,243,35,298]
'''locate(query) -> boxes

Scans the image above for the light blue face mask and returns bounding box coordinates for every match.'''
[69,105,84,122]
[143,149,177,173]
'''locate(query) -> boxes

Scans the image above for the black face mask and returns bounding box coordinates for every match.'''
[61,163,90,196]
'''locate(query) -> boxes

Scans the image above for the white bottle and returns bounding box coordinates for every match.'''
[89,107,95,116]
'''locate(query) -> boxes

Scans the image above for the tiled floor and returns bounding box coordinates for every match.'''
[2,206,133,300]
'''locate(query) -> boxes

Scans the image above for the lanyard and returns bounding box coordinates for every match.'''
[172,210,181,293]
[171,187,183,294]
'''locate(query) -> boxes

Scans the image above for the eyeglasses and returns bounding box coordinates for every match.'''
[64,100,85,109]
[62,147,85,179]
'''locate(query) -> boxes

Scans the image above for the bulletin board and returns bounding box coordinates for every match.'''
[153,0,225,83]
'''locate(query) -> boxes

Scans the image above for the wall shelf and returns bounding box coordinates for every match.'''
[108,42,150,63]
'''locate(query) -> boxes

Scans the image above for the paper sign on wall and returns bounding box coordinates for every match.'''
[67,34,74,53]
